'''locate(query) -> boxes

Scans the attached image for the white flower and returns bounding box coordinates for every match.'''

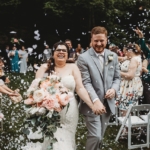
[46,110,54,118]
[108,54,114,62]
[36,107,46,115]
[30,78,41,88]
[29,107,40,115]
[33,88,46,103]
[26,87,35,96]
[48,75,61,81]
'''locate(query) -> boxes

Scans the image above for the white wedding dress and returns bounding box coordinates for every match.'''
[22,75,79,150]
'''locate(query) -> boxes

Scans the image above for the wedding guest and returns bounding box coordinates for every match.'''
[0,60,20,99]
[134,27,150,104]
[116,43,143,116]
[43,45,52,62]
[0,80,18,97]
[8,45,19,73]
[141,52,148,73]
[111,46,124,57]
[109,43,116,50]
[73,44,85,62]
[18,46,28,73]
[1,45,10,72]
[65,39,75,62]
[0,58,10,83]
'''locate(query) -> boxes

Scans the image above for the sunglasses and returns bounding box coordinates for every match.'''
[55,49,67,53]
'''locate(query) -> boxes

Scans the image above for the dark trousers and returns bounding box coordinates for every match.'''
[142,81,150,104]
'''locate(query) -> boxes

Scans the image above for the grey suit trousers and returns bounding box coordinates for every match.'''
[84,101,111,150]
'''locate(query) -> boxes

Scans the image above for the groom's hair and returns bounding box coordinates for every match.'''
[91,26,107,37]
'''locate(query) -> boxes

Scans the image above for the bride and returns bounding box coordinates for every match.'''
[23,41,104,150]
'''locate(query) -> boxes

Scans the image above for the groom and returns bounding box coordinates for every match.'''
[77,26,120,150]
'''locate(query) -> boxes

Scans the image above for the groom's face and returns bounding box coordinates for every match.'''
[91,33,107,53]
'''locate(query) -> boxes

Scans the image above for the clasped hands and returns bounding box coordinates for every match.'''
[91,89,115,115]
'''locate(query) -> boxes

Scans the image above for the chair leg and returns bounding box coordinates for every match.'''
[128,118,131,149]
[115,106,132,141]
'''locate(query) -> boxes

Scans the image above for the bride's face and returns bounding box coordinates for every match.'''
[53,45,68,62]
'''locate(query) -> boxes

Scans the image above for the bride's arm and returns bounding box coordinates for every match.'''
[72,65,93,109]
[35,64,48,78]
[72,64,105,114]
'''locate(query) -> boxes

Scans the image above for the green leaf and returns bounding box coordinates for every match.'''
[25,124,29,128]
[51,138,57,143]
[22,128,30,135]
[31,118,36,125]
[66,103,70,114]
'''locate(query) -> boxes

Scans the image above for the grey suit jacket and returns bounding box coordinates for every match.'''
[77,48,120,116]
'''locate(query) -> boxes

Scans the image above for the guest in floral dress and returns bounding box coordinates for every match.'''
[117,43,143,116]
[134,27,150,104]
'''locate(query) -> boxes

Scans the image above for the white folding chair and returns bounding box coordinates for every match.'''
[115,104,150,150]
[108,106,119,126]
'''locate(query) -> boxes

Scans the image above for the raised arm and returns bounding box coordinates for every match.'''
[134,27,150,56]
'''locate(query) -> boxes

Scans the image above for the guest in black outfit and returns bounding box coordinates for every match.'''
[1,45,10,72]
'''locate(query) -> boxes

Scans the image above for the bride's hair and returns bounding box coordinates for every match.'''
[47,41,70,74]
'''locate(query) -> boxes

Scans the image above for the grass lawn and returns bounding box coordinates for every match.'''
[0,72,150,150]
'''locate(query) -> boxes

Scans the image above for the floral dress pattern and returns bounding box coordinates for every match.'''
[117,56,143,110]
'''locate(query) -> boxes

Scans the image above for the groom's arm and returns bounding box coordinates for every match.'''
[77,55,99,102]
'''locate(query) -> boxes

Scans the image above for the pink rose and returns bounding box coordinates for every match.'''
[68,92,74,99]
[42,99,55,110]
[53,99,62,112]
[54,106,62,112]
[24,98,35,105]
[43,91,51,100]
[59,93,70,106]
[40,80,50,89]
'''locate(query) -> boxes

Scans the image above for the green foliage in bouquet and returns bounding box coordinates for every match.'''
[22,106,61,150]
[22,75,72,149]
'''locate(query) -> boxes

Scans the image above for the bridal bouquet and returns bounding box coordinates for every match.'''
[22,75,73,150]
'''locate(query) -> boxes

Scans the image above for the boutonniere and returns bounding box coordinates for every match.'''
[105,54,114,65]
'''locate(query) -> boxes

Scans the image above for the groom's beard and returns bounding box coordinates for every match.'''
[94,46,104,53]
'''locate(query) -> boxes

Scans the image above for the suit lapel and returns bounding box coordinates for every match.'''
[89,48,103,79]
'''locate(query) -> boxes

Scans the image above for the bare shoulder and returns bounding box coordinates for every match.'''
[67,63,78,69]
[131,56,139,62]
[40,63,48,70]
